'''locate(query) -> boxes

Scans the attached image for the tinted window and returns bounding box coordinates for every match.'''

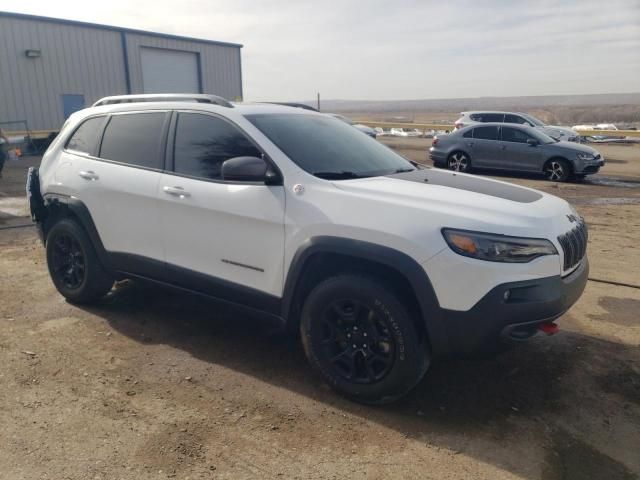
[173,113,262,180]
[473,126,499,140]
[99,112,166,169]
[247,114,413,178]
[66,116,106,155]
[462,129,473,138]
[471,113,504,122]
[504,114,529,125]
[501,127,535,143]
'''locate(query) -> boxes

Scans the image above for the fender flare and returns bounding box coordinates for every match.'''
[42,194,112,273]
[281,236,450,355]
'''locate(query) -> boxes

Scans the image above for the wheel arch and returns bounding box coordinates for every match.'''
[543,156,573,173]
[41,194,112,273]
[282,237,449,355]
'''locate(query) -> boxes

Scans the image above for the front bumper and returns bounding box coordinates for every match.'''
[575,157,605,175]
[439,258,589,355]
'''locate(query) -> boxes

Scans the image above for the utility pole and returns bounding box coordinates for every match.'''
[317,92,320,112]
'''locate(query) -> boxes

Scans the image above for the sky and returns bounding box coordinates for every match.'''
[1,0,639,101]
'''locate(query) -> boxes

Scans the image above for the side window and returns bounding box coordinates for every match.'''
[473,126,499,141]
[463,129,473,138]
[472,113,504,122]
[65,116,106,155]
[99,112,167,169]
[504,114,528,125]
[502,127,534,143]
[484,113,505,122]
[173,113,262,180]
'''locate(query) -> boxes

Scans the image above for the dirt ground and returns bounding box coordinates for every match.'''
[1,142,639,480]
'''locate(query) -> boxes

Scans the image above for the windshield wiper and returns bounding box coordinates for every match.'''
[393,167,416,174]
[313,171,367,180]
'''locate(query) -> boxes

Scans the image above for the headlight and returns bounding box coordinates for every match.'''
[577,153,595,160]
[442,229,558,263]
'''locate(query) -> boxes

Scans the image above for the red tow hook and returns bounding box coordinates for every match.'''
[539,322,560,335]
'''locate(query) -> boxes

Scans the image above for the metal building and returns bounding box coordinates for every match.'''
[0,12,243,132]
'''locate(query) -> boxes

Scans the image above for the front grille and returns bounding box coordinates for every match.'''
[557,218,588,271]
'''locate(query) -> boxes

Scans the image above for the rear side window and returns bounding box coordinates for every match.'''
[173,113,262,180]
[504,114,529,125]
[470,113,504,122]
[473,126,499,140]
[66,116,106,155]
[501,126,534,143]
[99,112,167,169]
[462,129,473,138]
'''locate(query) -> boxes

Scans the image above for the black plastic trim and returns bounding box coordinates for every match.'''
[281,236,449,355]
[441,258,589,355]
[108,252,282,319]
[41,193,113,274]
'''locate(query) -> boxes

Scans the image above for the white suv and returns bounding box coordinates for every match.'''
[27,95,589,404]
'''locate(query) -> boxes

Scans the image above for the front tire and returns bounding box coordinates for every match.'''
[46,218,114,303]
[544,158,571,182]
[447,151,471,172]
[300,275,430,404]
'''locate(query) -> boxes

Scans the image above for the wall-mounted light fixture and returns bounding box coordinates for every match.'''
[25,49,42,58]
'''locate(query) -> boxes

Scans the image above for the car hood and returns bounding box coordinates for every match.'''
[331,168,576,238]
[548,140,600,155]
[538,125,577,139]
[353,124,376,134]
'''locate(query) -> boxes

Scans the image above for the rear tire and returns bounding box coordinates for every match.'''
[46,218,114,304]
[300,274,430,404]
[544,158,571,182]
[447,151,471,172]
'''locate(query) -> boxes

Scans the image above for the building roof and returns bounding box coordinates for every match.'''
[0,11,243,48]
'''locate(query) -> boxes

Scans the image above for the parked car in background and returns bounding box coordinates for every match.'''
[390,128,409,137]
[455,111,580,143]
[330,114,377,138]
[430,123,604,182]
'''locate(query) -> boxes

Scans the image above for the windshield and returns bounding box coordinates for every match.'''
[531,129,557,144]
[520,113,546,127]
[247,113,414,178]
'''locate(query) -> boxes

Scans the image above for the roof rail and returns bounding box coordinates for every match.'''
[92,94,234,108]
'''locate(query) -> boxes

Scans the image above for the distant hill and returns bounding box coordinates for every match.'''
[304,93,640,113]
[296,93,640,125]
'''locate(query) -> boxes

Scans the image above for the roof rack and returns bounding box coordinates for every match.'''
[92,94,234,108]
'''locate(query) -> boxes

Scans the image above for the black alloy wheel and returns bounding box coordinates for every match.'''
[319,298,395,384]
[50,232,86,289]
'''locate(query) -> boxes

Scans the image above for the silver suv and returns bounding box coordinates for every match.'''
[455,111,579,142]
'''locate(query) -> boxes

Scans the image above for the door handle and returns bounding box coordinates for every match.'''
[500,145,507,150]
[78,170,99,181]
[467,142,474,147]
[163,186,191,198]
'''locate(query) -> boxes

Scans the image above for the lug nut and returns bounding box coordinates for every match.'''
[362,344,367,348]
[352,344,357,348]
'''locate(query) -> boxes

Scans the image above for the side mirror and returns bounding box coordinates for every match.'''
[526,138,539,146]
[221,156,280,184]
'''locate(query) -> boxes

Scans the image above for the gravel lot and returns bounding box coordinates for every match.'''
[1,142,639,479]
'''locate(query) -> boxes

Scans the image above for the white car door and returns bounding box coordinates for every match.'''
[68,111,169,271]
[157,111,286,299]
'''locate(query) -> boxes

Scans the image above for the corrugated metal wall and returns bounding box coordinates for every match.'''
[0,16,127,131]
[0,14,243,131]
[125,33,242,100]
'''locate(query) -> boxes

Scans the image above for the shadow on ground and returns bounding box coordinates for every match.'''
[77,280,640,480]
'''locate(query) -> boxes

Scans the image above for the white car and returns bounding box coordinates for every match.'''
[390,128,409,137]
[455,111,580,142]
[28,94,588,404]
